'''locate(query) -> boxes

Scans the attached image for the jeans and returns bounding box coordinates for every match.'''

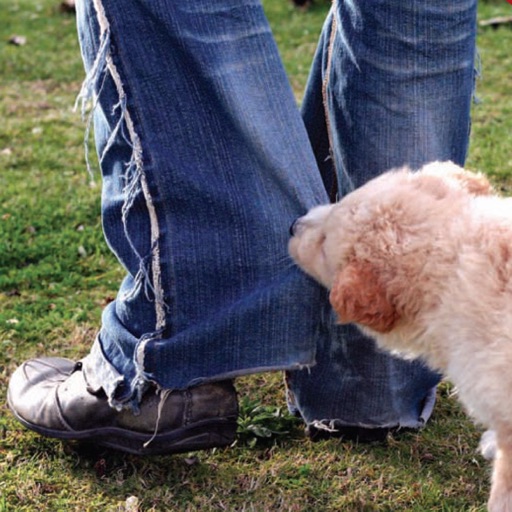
[288,0,477,428]
[76,0,476,429]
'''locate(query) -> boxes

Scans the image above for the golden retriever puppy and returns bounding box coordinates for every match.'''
[289,161,512,512]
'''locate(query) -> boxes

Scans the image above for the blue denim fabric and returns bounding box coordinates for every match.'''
[288,0,477,428]
[76,0,476,429]
[77,0,329,408]
[302,0,477,199]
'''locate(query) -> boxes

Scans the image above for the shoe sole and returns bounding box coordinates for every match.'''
[8,397,237,455]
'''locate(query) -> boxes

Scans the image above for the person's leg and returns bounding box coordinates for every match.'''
[289,0,477,437]
[8,0,332,454]
[78,0,335,400]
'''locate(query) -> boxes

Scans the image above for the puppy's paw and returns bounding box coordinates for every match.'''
[489,444,512,512]
[480,430,498,461]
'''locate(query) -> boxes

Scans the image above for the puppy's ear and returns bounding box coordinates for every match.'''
[445,166,493,196]
[329,261,399,333]
[457,170,493,196]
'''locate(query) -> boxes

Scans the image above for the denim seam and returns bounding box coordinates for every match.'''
[91,0,166,333]
[323,1,357,198]
[76,0,167,407]
[321,5,338,187]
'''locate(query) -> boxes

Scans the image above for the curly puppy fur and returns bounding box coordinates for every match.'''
[289,161,512,512]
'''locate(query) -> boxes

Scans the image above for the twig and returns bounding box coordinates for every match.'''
[479,16,512,28]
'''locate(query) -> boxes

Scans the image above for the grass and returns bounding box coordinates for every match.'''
[1,0,511,510]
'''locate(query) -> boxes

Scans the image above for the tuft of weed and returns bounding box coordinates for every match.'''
[235,397,303,448]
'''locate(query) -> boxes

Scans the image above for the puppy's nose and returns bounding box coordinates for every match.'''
[289,217,306,237]
[289,218,299,236]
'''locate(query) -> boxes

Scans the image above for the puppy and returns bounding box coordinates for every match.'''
[289,161,512,512]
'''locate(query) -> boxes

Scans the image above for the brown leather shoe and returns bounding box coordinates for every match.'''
[7,357,238,455]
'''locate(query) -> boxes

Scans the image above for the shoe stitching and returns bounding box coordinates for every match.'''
[54,385,75,432]
[53,362,88,432]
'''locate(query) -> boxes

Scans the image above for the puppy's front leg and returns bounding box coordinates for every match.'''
[489,431,512,512]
